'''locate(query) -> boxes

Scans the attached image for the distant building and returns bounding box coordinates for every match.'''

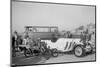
[72,23,95,35]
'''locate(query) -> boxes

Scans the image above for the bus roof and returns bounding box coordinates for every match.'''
[25,26,58,28]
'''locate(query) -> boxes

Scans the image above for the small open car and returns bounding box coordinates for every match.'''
[18,38,48,57]
[41,38,94,57]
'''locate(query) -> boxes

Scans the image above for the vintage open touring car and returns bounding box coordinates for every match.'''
[41,38,93,57]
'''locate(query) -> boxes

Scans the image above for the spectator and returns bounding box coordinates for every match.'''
[80,32,87,47]
[12,31,19,57]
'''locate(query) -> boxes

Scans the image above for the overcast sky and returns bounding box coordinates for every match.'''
[12,1,95,33]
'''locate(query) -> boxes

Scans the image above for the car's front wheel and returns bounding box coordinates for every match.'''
[74,45,85,57]
[24,49,31,57]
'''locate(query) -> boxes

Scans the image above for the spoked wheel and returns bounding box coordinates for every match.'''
[34,50,40,56]
[24,49,31,57]
[52,52,58,57]
[52,48,58,57]
[74,45,85,57]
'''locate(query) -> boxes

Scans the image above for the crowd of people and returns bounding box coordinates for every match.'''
[80,31,95,50]
[12,31,48,57]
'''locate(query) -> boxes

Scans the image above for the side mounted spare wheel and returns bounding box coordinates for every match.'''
[52,48,58,57]
[74,45,85,57]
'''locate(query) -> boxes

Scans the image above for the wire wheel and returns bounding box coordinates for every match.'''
[74,46,85,57]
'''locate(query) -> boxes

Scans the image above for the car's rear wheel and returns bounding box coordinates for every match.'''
[74,45,85,57]
[52,52,58,57]
[52,48,58,57]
